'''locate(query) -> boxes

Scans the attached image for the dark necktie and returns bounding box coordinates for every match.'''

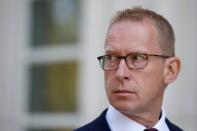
[144,128,158,131]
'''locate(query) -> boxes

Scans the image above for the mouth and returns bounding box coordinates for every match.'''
[113,90,136,96]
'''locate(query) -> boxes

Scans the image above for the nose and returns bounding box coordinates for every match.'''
[116,59,130,80]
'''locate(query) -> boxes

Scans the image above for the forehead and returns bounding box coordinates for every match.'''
[105,20,161,54]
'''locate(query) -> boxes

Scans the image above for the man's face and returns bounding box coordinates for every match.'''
[105,20,167,116]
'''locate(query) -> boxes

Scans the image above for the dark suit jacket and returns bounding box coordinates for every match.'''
[74,109,183,131]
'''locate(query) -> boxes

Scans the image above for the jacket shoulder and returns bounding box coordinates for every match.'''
[74,109,110,131]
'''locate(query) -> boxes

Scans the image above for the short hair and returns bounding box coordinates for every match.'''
[108,7,175,56]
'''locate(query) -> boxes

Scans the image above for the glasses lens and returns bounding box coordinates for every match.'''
[126,54,147,69]
[98,54,148,70]
[99,55,119,70]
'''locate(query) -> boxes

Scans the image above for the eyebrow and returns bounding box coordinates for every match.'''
[105,51,119,55]
[104,46,119,54]
[105,47,148,54]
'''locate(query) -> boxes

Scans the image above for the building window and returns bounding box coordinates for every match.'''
[31,0,80,46]
[29,61,78,113]
[27,0,81,130]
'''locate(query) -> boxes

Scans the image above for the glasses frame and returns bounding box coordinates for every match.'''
[97,53,170,71]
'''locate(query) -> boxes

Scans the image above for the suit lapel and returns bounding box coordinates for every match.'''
[93,109,111,131]
[165,118,183,131]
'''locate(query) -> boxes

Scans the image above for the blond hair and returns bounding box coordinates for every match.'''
[108,7,175,56]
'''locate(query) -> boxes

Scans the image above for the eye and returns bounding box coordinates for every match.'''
[105,55,117,62]
[127,54,146,63]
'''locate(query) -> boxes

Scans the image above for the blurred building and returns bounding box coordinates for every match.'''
[0,0,197,131]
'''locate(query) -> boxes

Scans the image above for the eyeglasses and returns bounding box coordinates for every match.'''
[97,53,170,71]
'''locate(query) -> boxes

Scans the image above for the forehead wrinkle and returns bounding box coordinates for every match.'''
[105,43,151,56]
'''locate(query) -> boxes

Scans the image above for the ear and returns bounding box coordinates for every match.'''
[164,57,181,84]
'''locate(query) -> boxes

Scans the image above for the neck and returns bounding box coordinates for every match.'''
[123,105,162,128]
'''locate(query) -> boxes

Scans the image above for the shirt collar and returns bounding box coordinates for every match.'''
[106,105,170,131]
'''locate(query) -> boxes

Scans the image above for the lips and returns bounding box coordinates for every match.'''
[113,89,136,96]
[114,90,133,93]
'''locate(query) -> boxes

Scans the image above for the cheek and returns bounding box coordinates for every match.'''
[138,68,165,96]
[104,72,113,103]
[104,71,119,98]
[104,72,112,90]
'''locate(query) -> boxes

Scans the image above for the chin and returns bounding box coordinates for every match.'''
[110,100,138,113]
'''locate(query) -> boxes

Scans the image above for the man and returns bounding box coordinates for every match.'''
[75,7,183,131]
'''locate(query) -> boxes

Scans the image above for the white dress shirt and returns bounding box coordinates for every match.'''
[106,105,170,131]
